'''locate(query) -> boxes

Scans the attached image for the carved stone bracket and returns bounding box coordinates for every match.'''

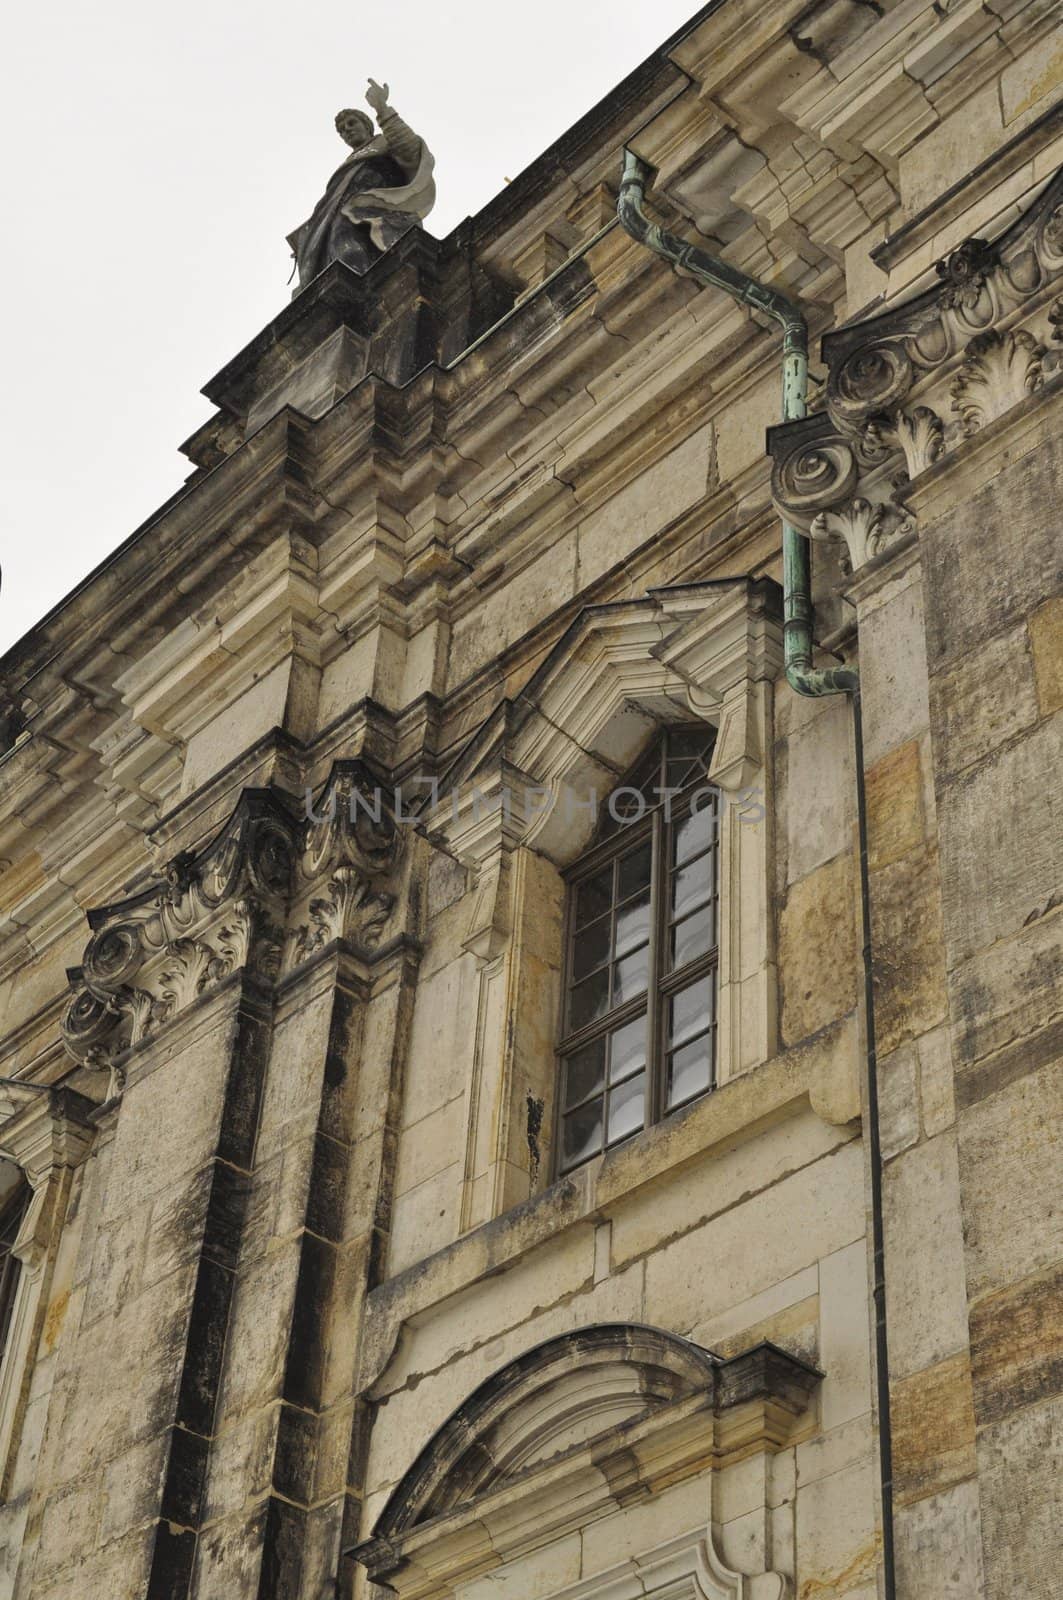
[768,165,1063,571]
[61,761,407,1077]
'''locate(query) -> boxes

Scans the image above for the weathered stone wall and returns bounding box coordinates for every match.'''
[920,412,1063,1599]
[0,3,1059,1597]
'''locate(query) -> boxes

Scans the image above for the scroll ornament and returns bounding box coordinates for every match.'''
[768,171,1063,572]
[60,799,294,1084]
[61,763,405,1082]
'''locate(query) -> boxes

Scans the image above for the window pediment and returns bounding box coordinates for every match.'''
[353,1326,819,1600]
[437,578,782,868]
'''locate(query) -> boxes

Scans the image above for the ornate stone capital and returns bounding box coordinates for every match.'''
[285,761,406,971]
[61,761,407,1078]
[61,792,295,1081]
[768,165,1063,572]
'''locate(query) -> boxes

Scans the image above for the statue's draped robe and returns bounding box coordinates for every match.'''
[287,108,435,284]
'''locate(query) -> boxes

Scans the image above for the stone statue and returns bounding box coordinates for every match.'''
[287,79,436,288]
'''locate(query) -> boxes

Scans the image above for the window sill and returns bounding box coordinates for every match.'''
[358,1012,859,1394]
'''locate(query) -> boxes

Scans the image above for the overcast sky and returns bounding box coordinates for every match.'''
[0,0,704,655]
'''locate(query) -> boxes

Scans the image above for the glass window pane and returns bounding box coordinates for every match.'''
[574,867,613,928]
[607,1071,646,1145]
[608,1015,646,1083]
[672,905,714,968]
[609,789,646,826]
[613,944,649,1004]
[617,841,652,902]
[562,1100,604,1168]
[614,892,650,956]
[568,966,610,1031]
[669,727,714,764]
[572,913,612,980]
[667,1036,713,1109]
[666,758,699,792]
[673,803,715,866]
[671,855,713,920]
[669,980,712,1050]
[564,1038,606,1108]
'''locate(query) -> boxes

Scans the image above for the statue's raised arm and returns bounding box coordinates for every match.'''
[287,79,436,289]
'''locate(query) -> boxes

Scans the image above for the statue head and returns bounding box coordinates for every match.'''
[335,109,374,150]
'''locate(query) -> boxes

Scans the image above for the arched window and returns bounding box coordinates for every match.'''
[0,1177,28,1369]
[557,726,720,1172]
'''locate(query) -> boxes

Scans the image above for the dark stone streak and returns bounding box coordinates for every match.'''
[145,981,273,1599]
[969,1263,1063,1427]
[955,1013,1063,1111]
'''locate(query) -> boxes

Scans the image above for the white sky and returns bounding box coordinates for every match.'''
[0,0,704,655]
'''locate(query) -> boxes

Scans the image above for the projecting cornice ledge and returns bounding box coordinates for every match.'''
[767,164,1063,575]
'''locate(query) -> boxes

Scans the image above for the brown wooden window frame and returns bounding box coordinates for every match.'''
[555,726,721,1174]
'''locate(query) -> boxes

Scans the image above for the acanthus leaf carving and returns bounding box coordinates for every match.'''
[285,763,405,973]
[949,327,1045,436]
[60,761,408,1067]
[61,794,295,1074]
[809,496,912,573]
[862,404,945,481]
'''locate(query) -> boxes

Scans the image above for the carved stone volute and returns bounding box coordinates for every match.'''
[826,339,914,431]
[61,792,295,1083]
[769,413,859,532]
[61,760,408,1083]
[768,163,1063,572]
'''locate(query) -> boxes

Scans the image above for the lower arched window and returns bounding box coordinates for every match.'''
[557,726,721,1172]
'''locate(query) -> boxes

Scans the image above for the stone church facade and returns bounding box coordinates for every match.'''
[0,3,1060,1597]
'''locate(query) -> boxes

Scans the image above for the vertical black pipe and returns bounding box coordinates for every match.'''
[851,689,896,1598]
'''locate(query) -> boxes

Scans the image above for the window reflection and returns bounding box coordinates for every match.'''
[558,727,720,1172]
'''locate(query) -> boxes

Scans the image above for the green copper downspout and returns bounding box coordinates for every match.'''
[617,150,896,1600]
[618,151,856,698]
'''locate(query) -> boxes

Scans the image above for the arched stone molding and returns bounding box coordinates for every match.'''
[428,580,784,1220]
[768,164,1063,573]
[0,1084,94,1498]
[351,1324,818,1600]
